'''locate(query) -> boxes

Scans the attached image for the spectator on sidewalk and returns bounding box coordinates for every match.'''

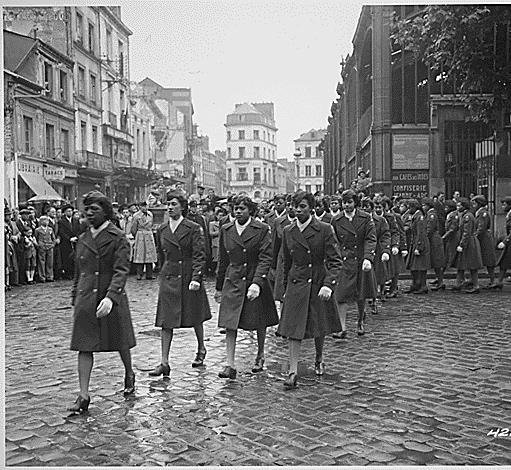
[35,215,56,282]
[58,205,81,280]
[131,201,157,280]
[23,227,38,285]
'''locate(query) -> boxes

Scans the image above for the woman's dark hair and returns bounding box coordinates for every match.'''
[381,195,392,209]
[232,195,258,216]
[83,190,114,220]
[458,197,471,211]
[471,194,487,207]
[167,191,189,217]
[444,200,457,211]
[291,190,315,209]
[316,197,329,212]
[361,197,374,210]
[407,199,422,212]
[341,189,359,206]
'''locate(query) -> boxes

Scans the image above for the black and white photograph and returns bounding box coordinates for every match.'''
[2,1,511,466]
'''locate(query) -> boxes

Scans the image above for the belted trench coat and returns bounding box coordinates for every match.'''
[475,207,496,268]
[216,218,278,331]
[277,218,342,340]
[426,208,446,269]
[331,210,377,302]
[454,210,483,271]
[406,211,430,271]
[155,219,211,329]
[70,222,135,352]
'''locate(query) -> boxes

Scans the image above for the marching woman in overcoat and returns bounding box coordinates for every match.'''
[149,192,211,377]
[452,197,483,293]
[405,199,430,294]
[442,200,460,269]
[277,191,342,389]
[422,197,446,290]
[69,191,136,413]
[492,196,511,289]
[331,189,377,337]
[472,195,496,288]
[215,196,278,379]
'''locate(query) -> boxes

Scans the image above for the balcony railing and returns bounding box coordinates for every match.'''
[76,150,113,172]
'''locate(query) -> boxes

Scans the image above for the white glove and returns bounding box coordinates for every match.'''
[189,281,200,291]
[214,290,222,303]
[318,286,332,300]
[362,259,372,271]
[456,246,463,253]
[414,249,420,256]
[96,297,113,318]
[247,283,260,301]
[401,250,408,258]
[498,242,505,249]
[391,246,399,256]
[70,236,78,243]
[381,253,390,262]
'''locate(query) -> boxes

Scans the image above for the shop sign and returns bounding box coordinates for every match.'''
[392,134,429,170]
[65,168,78,178]
[44,166,65,181]
[18,161,43,174]
[391,170,429,199]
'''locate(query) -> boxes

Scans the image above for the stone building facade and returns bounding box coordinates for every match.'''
[294,128,326,194]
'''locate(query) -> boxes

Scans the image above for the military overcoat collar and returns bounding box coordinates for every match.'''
[224,217,262,248]
[80,221,118,254]
[289,216,320,249]
[161,218,194,249]
[332,209,367,235]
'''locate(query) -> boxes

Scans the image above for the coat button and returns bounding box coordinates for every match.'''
[179,261,182,264]
[244,263,247,267]
[178,275,181,278]
[95,272,99,275]
[243,249,247,252]
[307,279,312,283]
[93,288,98,292]
[307,250,311,254]
[242,277,246,280]
[308,264,312,268]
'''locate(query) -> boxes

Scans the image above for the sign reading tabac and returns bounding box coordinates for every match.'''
[392,134,429,170]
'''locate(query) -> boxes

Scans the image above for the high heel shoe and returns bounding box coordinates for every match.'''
[124,372,135,396]
[218,366,237,379]
[148,363,171,377]
[284,372,298,389]
[314,361,325,376]
[191,349,207,368]
[67,395,90,413]
[251,356,265,373]
[431,283,446,291]
[357,322,365,336]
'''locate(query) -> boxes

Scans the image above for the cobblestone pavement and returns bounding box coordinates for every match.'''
[4,276,511,466]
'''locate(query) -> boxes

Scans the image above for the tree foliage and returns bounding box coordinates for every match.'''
[391,5,511,123]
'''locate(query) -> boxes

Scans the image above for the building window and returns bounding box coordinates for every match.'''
[43,62,53,97]
[239,147,245,158]
[45,124,55,158]
[88,22,95,53]
[254,146,260,158]
[305,146,312,158]
[227,168,232,181]
[272,150,275,160]
[106,28,112,60]
[316,165,322,176]
[305,184,311,193]
[227,130,231,141]
[316,184,322,192]
[78,66,85,99]
[89,73,96,104]
[227,147,231,158]
[59,70,67,102]
[305,165,311,176]
[253,167,261,183]
[60,128,69,161]
[80,121,87,150]
[23,116,33,154]
[76,11,83,43]
[253,130,259,140]
[316,146,321,157]
[118,41,125,77]
[237,167,248,181]
[92,126,98,153]
[238,130,245,140]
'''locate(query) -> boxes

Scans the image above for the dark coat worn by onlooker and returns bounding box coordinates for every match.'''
[155,218,211,329]
[216,218,278,331]
[277,218,342,340]
[59,216,82,279]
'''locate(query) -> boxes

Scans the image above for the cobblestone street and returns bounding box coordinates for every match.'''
[5,277,511,466]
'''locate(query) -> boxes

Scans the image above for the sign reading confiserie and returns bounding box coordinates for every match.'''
[391,170,429,199]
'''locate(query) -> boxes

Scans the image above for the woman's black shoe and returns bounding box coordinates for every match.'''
[431,284,446,291]
[218,366,237,379]
[465,287,480,294]
[332,330,347,339]
[148,363,171,377]
[251,356,265,373]
[450,285,462,291]
[284,372,298,389]
[192,349,207,367]
[314,361,325,376]
[357,323,365,336]
[124,372,135,395]
[68,395,90,413]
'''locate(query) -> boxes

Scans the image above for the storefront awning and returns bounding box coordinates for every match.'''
[19,171,62,200]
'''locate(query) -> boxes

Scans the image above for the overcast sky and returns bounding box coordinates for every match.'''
[122,0,366,159]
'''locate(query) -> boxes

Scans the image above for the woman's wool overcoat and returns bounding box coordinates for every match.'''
[277,218,342,340]
[216,218,278,331]
[475,207,496,268]
[406,211,431,271]
[425,208,446,269]
[70,222,136,352]
[155,219,211,329]
[373,213,391,285]
[497,209,511,270]
[272,214,294,301]
[332,209,377,302]
[454,210,483,271]
[443,210,461,268]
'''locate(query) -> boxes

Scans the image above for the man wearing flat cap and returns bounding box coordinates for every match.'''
[58,204,82,279]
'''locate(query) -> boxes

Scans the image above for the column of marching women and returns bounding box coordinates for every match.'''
[63,188,511,412]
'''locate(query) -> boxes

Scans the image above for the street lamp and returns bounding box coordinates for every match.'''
[293,149,301,190]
